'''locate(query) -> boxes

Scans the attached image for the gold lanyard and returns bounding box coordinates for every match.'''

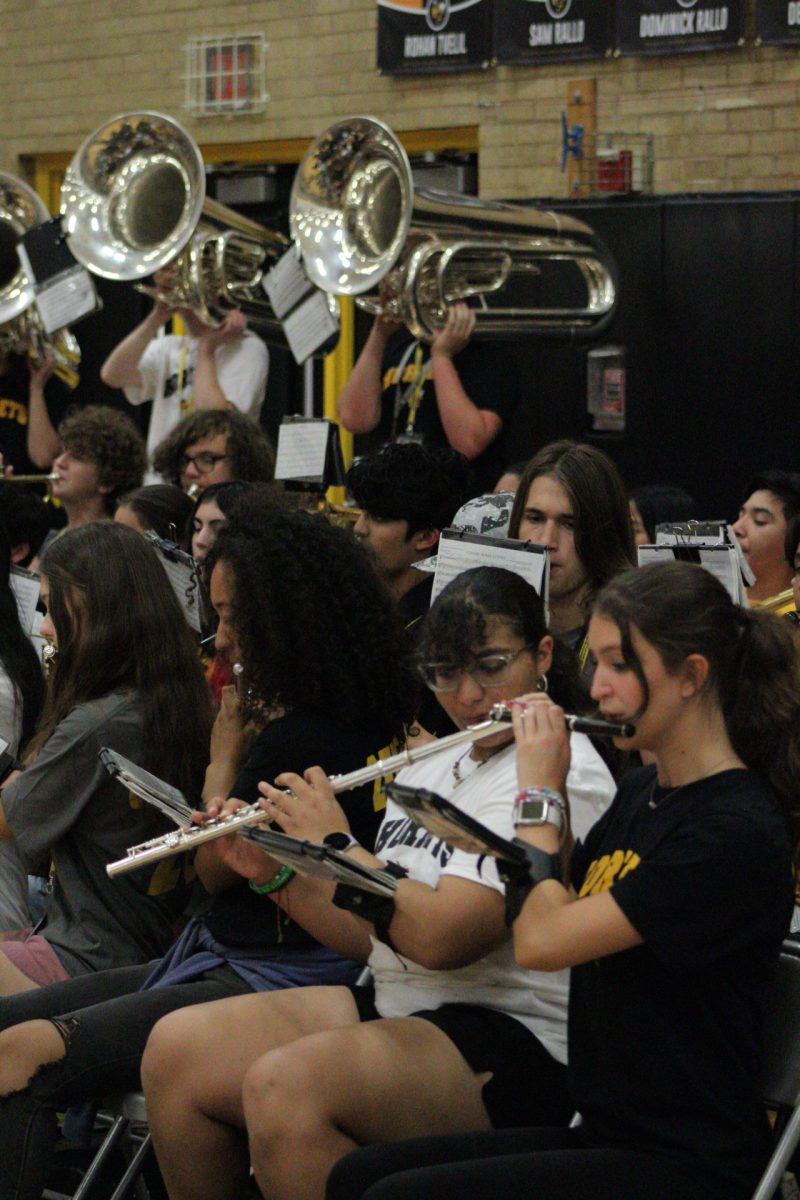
[578,634,590,672]
[392,340,431,438]
[177,342,194,414]
[403,345,431,435]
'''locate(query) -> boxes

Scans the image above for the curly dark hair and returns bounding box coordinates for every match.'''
[151,410,276,488]
[347,443,469,535]
[58,406,146,512]
[207,500,416,747]
[192,481,292,640]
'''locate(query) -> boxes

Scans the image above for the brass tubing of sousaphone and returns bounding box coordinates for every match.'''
[60,111,290,339]
[290,115,618,342]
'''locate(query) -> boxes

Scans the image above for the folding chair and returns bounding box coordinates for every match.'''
[753,942,800,1200]
[45,1092,165,1200]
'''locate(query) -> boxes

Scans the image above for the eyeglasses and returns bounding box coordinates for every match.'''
[179,452,228,475]
[417,645,535,693]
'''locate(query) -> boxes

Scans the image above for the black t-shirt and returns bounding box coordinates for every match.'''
[0,357,70,475]
[204,711,382,949]
[568,764,794,1196]
[377,329,519,493]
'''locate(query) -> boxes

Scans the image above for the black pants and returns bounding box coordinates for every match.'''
[0,962,252,1200]
[326,1127,739,1200]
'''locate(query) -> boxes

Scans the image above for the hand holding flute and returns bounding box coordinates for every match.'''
[105,706,634,877]
[508,694,572,801]
[198,794,276,886]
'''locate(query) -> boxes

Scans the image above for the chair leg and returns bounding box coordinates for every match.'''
[70,1117,130,1200]
[109,1131,153,1200]
[753,1104,800,1200]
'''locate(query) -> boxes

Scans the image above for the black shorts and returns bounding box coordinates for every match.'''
[347,987,572,1129]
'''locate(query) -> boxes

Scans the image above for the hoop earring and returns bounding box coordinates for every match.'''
[537,673,548,693]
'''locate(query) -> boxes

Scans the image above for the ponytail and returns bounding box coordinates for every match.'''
[724,607,800,848]
[595,562,800,857]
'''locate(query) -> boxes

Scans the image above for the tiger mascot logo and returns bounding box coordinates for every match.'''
[425,0,450,31]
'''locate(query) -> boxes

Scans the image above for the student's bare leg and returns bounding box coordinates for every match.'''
[142,985,362,1200]
[0,950,39,995]
[243,1016,492,1200]
[0,1019,65,1092]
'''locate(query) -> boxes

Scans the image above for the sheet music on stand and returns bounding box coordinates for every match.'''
[143,531,201,633]
[274,417,345,490]
[655,520,728,546]
[9,566,40,636]
[638,542,747,605]
[17,215,101,335]
[263,247,339,364]
[431,531,550,616]
[650,518,754,599]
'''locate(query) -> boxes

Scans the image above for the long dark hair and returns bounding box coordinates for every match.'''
[595,561,800,850]
[32,523,213,795]
[509,440,635,611]
[0,525,44,750]
[417,566,589,716]
[207,502,416,749]
[117,484,194,548]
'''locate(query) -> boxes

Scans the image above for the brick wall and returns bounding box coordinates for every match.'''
[1,0,799,199]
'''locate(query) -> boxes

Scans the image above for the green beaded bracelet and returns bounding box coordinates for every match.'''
[249,865,295,895]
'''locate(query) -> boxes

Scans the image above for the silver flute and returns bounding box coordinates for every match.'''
[106,705,634,878]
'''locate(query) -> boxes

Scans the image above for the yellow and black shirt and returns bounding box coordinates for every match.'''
[569,764,793,1196]
[377,328,519,493]
[0,358,70,476]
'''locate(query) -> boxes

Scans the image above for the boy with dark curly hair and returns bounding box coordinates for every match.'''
[49,406,146,531]
[151,408,275,494]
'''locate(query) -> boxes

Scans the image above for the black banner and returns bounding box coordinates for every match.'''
[494,0,612,64]
[377,0,493,74]
[756,0,800,43]
[616,0,744,54]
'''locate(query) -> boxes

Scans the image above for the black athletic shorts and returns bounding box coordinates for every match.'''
[348,986,572,1129]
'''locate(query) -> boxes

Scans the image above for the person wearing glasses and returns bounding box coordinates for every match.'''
[137,567,616,1200]
[100,278,268,482]
[150,409,276,496]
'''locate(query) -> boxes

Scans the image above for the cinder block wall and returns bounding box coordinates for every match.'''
[1,0,798,198]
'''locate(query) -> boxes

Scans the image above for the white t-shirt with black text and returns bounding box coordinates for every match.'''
[124,330,269,477]
[369,732,616,1063]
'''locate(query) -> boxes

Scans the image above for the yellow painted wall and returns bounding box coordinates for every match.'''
[3,1,799,200]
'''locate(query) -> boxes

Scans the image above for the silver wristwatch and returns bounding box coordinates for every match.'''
[512,787,567,837]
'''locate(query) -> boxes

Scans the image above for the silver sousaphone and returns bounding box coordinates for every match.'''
[290,115,618,341]
[59,112,294,342]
